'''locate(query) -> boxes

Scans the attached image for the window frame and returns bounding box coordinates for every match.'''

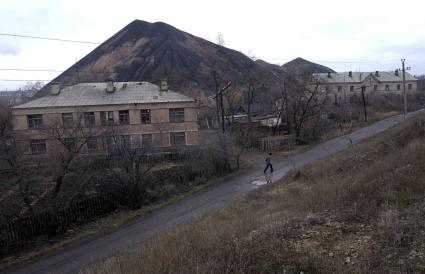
[86,137,98,150]
[120,135,131,149]
[169,108,185,123]
[141,133,153,148]
[64,137,76,151]
[408,83,412,90]
[140,109,151,124]
[119,110,130,125]
[385,84,390,91]
[84,112,96,127]
[349,86,354,92]
[100,111,114,126]
[170,131,186,146]
[27,114,43,129]
[62,113,73,128]
[30,139,47,154]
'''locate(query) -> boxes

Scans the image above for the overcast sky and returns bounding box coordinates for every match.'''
[1,0,424,90]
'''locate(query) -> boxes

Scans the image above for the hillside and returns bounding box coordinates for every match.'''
[35,20,333,101]
[36,20,273,98]
[84,114,425,273]
[282,57,335,75]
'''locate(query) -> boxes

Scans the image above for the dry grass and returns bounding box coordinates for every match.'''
[83,115,425,274]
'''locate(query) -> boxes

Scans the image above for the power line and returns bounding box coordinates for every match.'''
[0,33,100,45]
[0,68,114,74]
[0,79,51,82]
[0,68,63,72]
[0,32,402,65]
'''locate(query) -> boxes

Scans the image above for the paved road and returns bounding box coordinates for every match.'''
[5,110,423,274]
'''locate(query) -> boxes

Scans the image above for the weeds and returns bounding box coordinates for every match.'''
[83,115,425,274]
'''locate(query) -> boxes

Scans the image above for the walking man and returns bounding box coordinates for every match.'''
[264,152,273,173]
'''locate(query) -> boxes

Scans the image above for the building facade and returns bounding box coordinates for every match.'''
[312,70,418,103]
[12,81,199,156]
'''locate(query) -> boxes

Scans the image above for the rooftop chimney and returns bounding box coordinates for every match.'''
[160,79,168,92]
[375,71,379,77]
[395,69,399,76]
[50,83,61,95]
[348,71,352,77]
[327,72,332,78]
[105,78,115,93]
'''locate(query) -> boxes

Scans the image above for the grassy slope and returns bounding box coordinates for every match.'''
[84,115,425,274]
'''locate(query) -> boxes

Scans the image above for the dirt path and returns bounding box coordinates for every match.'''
[5,110,423,274]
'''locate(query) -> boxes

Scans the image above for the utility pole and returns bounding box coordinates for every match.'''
[213,81,232,133]
[361,85,367,122]
[400,59,410,118]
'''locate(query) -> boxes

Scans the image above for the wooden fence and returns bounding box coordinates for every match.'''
[0,194,118,253]
[257,135,294,151]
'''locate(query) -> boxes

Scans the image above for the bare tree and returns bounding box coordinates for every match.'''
[284,71,329,142]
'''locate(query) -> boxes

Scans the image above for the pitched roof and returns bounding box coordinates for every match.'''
[313,71,417,84]
[14,82,194,109]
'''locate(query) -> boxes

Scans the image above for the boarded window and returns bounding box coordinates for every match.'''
[30,139,46,154]
[100,111,114,125]
[349,86,354,92]
[27,114,43,129]
[62,113,73,128]
[140,109,151,124]
[141,134,153,148]
[86,137,97,150]
[169,108,185,123]
[170,132,186,146]
[119,110,130,125]
[84,112,96,127]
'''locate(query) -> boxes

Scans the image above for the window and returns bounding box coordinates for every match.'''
[30,139,46,154]
[140,109,151,124]
[119,110,129,125]
[170,132,186,146]
[84,112,95,127]
[86,137,97,150]
[408,84,412,90]
[374,85,378,91]
[337,86,342,92]
[169,108,185,123]
[397,84,401,90]
[385,85,390,91]
[64,138,76,151]
[62,113,73,128]
[325,86,330,92]
[120,135,131,149]
[27,114,43,129]
[349,86,354,92]
[100,111,114,126]
[141,134,153,148]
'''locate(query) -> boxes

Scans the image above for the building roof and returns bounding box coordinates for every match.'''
[13,82,194,109]
[313,71,417,84]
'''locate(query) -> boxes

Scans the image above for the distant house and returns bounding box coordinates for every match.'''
[312,70,418,103]
[12,80,199,156]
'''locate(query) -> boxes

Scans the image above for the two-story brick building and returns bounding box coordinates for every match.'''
[12,80,199,156]
[312,70,418,104]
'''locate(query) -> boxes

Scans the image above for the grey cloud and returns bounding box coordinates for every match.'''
[0,43,20,55]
